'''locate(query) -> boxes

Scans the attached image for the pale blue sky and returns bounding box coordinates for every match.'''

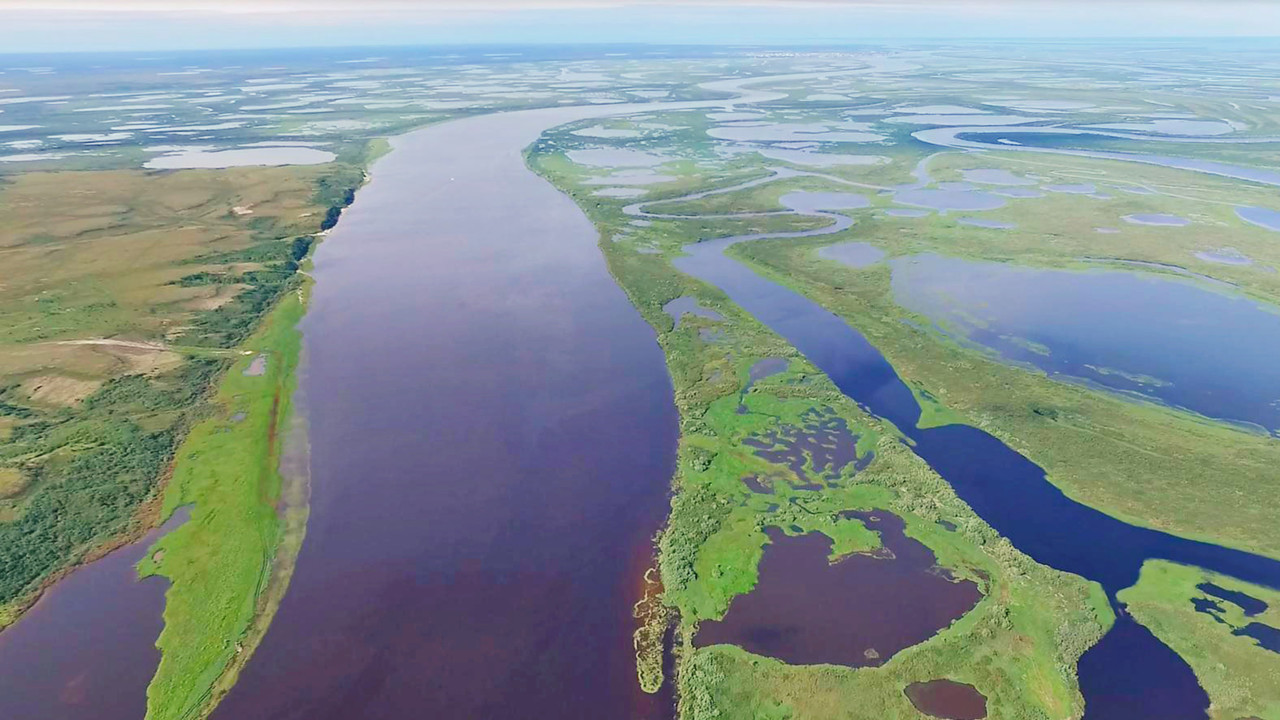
[2,1,1278,53]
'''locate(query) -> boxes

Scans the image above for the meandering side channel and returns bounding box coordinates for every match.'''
[621,180,1280,719]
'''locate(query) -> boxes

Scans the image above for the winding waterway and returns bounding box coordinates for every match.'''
[624,177,1280,719]
[2,53,1274,719]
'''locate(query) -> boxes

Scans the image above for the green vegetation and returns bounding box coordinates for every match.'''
[733,205,1280,559]
[0,165,332,625]
[0,138,370,717]
[137,288,306,720]
[1119,561,1280,720]
[533,134,1113,720]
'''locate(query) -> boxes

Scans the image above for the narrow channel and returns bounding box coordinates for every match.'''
[659,193,1280,720]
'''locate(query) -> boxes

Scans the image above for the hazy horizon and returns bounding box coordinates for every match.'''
[2,1,1279,54]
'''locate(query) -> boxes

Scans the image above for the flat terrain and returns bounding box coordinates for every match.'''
[532,44,1280,718]
[2,43,1280,720]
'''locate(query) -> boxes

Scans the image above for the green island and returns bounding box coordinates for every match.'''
[1119,561,1280,720]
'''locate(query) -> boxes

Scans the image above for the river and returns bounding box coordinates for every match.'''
[2,53,1265,719]
[623,179,1280,720]
[0,62,900,720]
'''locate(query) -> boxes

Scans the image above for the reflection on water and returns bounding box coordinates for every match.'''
[890,253,1280,433]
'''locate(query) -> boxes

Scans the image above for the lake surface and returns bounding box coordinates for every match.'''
[696,515,980,667]
[143,146,336,168]
[889,254,1280,433]
[905,679,987,720]
[1237,206,1280,232]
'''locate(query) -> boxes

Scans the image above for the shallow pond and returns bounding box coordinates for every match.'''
[1124,213,1190,227]
[1194,248,1252,266]
[593,187,647,198]
[1237,206,1280,232]
[663,296,724,328]
[890,254,1280,433]
[144,146,335,169]
[567,148,670,167]
[905,679,987,720]
[695,513,981,667]
[893,188,1006,212]
[818,241,885,268]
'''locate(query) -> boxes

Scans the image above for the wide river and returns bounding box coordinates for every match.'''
[0,65,900,720]
[1,55,1272,719]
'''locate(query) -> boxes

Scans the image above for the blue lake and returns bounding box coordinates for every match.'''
[889,254,1280,434]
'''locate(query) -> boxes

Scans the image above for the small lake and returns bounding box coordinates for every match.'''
[1124,213,1190,227]
[905,679,987,720]
[889,254,1280,433]
[1237,206,1280,232]
[894,189,1006,212]
[144,146,336,169]
[695,513,981,667]
[818,241,885,268]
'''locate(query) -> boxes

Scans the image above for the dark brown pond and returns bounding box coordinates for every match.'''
[695,512,981,666]
[905,679,988,719]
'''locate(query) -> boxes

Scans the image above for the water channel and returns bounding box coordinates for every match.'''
[1,54,1274,719]
[0,62,907,720]
[626,176,1280,720]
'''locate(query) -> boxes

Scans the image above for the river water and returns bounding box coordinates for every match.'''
[0,63,895,719]
[651,185,1280,720]
[3,53,1271,719]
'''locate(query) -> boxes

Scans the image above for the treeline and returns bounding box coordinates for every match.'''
[0,158,369,611]
[0,359,224,605]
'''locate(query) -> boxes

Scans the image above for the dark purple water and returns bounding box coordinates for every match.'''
[696,514,980,666]
[209,108,680,720]
[0,507,188,720]
[673,228,1280,720]
[905,679,987,720]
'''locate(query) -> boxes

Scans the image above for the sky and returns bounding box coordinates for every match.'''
[2,1,1278,54]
